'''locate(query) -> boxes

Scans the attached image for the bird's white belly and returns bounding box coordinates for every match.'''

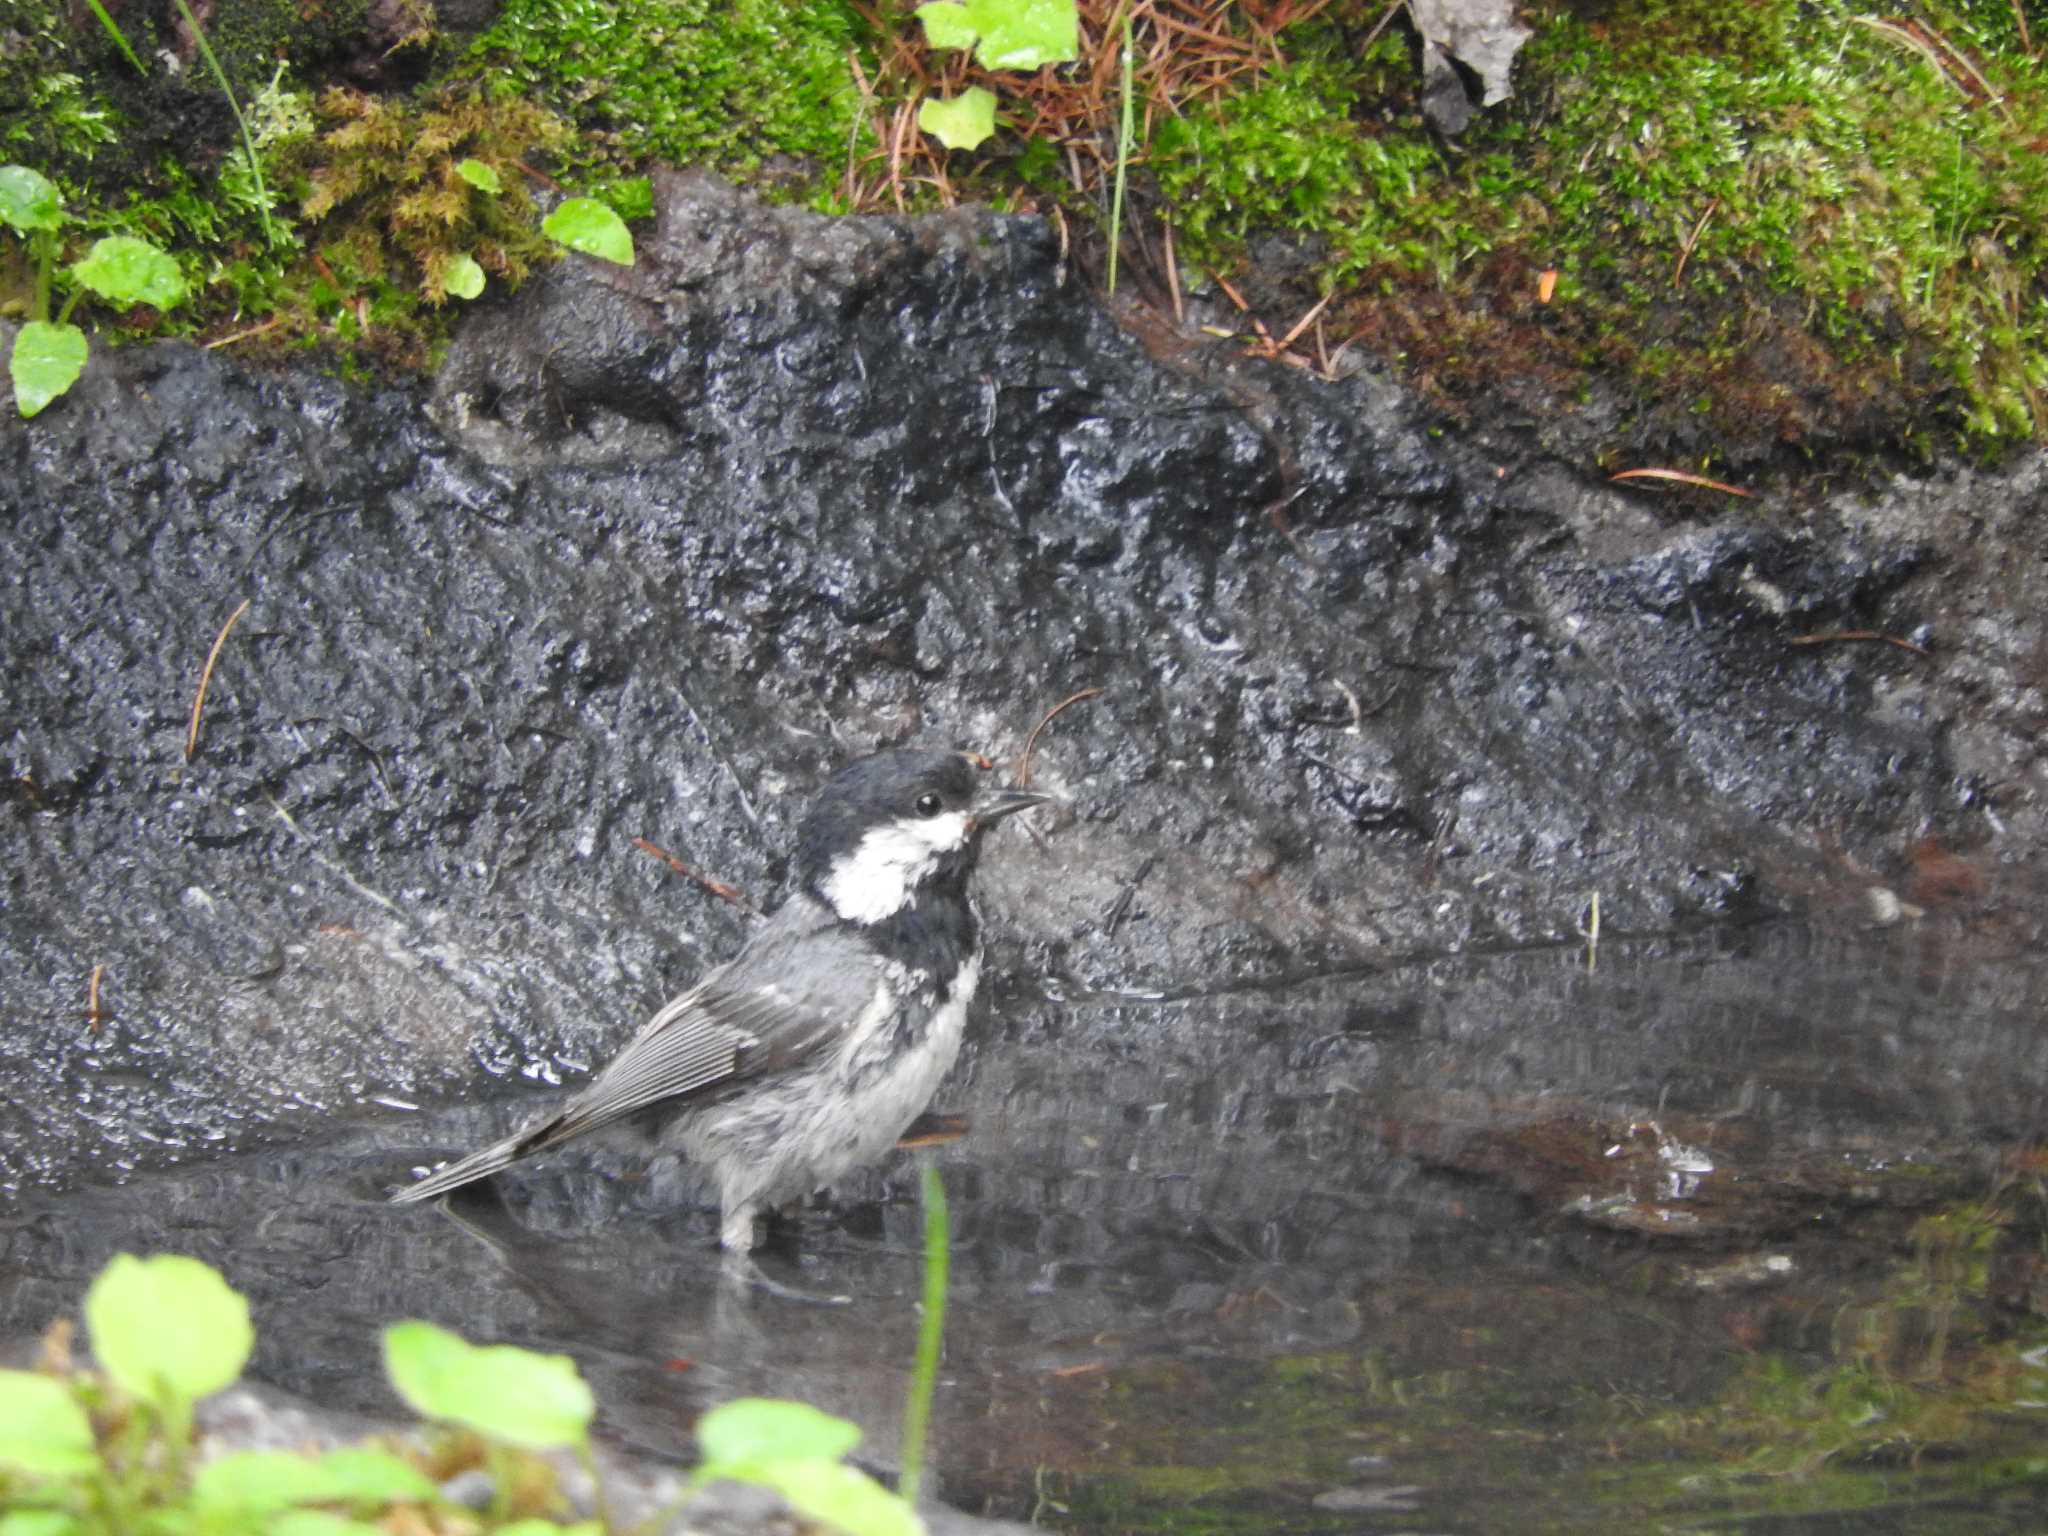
[677,954,979,1216]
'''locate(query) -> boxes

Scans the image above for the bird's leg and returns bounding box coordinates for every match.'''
[715,1198,851,1305]
[716,1247,852,1306]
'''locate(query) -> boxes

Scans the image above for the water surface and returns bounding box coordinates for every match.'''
[5,915,2046,1533]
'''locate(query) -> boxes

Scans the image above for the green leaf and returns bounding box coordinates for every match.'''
[268,1514,387,1536]
[0,1512,82,1536]
[917,88,998,152]
[0,165,62,233]
[753,1460,923,1536]
[697,1400,862,1466]
[540,198,633,265]
[383,1322,593,1450]
[84,1254,252,1403]
[444,253,486,300]
[914,1,977,50]
[0,1371,97,1477]
[69,236,187,310]
[494,1523,604,1536]
[455,158,502,194]
[316,1446,437,1504]
[967,0,1076,69]
[193,1450,346,1514]
[11,320,88,419]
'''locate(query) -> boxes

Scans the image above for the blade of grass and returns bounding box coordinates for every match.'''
[168,0,276,246]
[81,0,147,75]
[898,1161,950,1508]
[1107,7,1135,294]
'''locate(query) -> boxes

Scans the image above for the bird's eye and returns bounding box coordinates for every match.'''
[915,792,943,817]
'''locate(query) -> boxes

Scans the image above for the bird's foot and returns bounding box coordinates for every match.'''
[718,1247,851,1306]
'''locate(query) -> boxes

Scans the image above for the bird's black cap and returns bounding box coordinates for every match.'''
[794,749,1047,890]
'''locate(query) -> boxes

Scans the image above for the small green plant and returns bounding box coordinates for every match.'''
[167,0,277,246]
[691,1399,919,1536]
[301,84,631,329]
[77,0,145,76]
[0,1212,954,1536]
[1,165,187,418]
[914,0,1079,152]
[897,1162,949,1507]
[1105,9,1134,295]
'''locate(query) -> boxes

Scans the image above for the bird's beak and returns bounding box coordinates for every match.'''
[970,788,1052,829]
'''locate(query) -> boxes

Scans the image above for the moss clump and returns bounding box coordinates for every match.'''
[298,84,568,353]
[465,0,869,184]
[1146,0,2048,454]
[1152,46,1477,286]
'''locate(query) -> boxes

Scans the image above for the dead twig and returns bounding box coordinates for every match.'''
[1358,0,1406,51]
[1162,217,1184,323]
[1266,485,1311,557]
[633,837,760,916]
[186,598,252,760]
[1787,629,1931,657]
[86,964,107,1035]
[1673,197,1718,288]
[205,316,286,351]
[1272,290,1335,353]
[1018,687,1105,786]
[1422,808,1457,886]
[1609,467,1756,498]
[1852,14,2010,117]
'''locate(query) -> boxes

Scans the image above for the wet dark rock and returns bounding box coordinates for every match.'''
[2,168,2045,1204]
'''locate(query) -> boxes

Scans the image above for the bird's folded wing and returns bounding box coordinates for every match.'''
[535,980,846,1144]
[391,901,882,1204]
[389,980,847,1203]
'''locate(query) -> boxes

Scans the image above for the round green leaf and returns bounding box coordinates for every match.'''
[268,1514,387,1536]
[68,236,187,310]
[316,1446,437,1504]
[0,1371,96,1477]
[455,158,502,194]
[0,1511,82,1536]
[917,88,998,153]
[443,253,486,300]
[967,0,1077,69]
[697,1399,862,1466]
[0,165,62,234]
[540,198,633,266]
[85,1253,252,1402]
[383,1321,593,1450]
[193,1450,345,1514]
[10,320,88,419]
[759,1460,923,1536]
[914,1,976,50]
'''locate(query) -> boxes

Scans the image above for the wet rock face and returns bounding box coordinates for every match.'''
[0,169,2023,1189]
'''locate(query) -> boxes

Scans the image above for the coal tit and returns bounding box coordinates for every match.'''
[391,748,1048,1250]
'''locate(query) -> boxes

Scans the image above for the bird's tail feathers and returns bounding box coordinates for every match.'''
[389,1119,553,1204]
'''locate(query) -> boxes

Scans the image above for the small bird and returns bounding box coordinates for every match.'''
[392,747,1048,1251]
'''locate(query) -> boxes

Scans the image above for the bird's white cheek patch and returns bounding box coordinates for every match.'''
[820,811,973,923]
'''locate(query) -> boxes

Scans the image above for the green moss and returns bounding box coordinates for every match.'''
[1147,0,2048,451]
[1151,36,1479,286]
[262,83,571,365]
[0,0,135,187]
[1511,0,2048,442]
[465,0,871,184]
